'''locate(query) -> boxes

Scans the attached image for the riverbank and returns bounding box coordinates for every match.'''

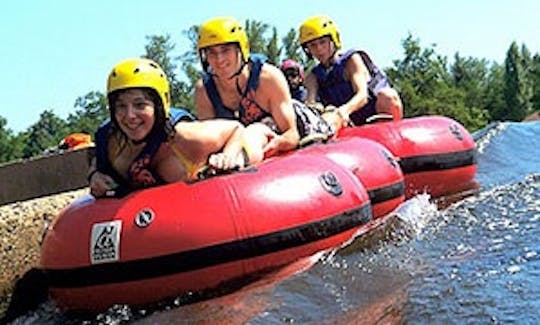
[0,188,88,317]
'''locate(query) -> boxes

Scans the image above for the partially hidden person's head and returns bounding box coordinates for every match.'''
[107,58,170,143]
[299,15,341,61]
[58,133,93,151]
[197,17,249,78]
[280,59,304,90]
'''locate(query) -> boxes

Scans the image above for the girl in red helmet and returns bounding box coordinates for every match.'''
[280,59,308,103]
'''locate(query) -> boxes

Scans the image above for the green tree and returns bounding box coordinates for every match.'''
[519,44,534,117]
[484,63,506,121]
[245,20,270,56]
[386,34,451,117]
[144,34,194,112]
[280,28,313,71]
[501,42,533,121]
[22,110,68,158]
[0,116,24,164]
[65,91,108,135]
[266,27,281,64]
[532,54,540,111]
[179,25,202,85]
[451,53,490,109]
[387,34,488,130]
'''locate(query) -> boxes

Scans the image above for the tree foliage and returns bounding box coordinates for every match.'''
[500,42,534,121]
[22,110,68,158]
[0,116,24,164]
[532,54,540,110]
[66,91,108,134]
[144,34,194,112]
[387,34,489,129]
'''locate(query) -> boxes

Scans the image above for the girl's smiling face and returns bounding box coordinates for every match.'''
[113,89,156,142]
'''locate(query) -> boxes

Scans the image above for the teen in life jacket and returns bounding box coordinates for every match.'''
[280,59,308,103]
[299,15,403,132]
[88,58,261,198]
[194,17,333,158]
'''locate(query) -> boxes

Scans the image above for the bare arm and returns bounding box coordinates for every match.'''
[88,156,118,197]
[339,53,371,118]
[304,70,319,104]
[194,79,217,120]
[260,64,300,155]
[173,119,252,169]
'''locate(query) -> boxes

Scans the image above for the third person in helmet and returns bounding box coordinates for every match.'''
[280,59,307,103]
[299,15,403,132]
[195,16,333,158]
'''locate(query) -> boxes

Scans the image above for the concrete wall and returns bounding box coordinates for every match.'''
[0,148,94,206]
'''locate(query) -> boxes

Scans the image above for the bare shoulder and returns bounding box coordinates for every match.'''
[193,78,216,119]
[194,78,206,97]
[305,68,317,83]
[346,52,368,70]
[344,52,369,81]
[259,63,285,83]
[259,63,289,91]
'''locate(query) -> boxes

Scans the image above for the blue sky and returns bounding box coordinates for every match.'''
[1,0,538,133]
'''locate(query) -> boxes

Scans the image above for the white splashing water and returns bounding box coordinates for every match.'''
[473,122,507,154]
[394,193,439,236]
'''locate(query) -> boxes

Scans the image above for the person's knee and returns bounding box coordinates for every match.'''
[244,124,270,163]
[376,88,403,120]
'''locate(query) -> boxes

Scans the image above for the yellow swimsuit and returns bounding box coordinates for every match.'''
[168,139,252,182]
[168,142,204,181]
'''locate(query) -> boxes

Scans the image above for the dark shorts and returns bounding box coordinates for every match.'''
[349,96,377,125]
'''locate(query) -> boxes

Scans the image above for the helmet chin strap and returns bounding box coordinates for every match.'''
[227,61,246,80]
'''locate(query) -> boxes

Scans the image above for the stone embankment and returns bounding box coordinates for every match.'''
[0,188,88,316]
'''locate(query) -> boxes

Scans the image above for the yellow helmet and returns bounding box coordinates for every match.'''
[197,17,250,64]
[299,15,342,50]
[107,58,170,116]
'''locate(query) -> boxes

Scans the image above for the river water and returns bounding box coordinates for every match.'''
[9,121,540,324]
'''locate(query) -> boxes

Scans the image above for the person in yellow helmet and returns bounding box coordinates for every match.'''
[194,17,333,158]
[88,58,261,197]
[299,15,403,131]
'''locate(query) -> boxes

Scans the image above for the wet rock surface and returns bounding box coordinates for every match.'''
[0,188,88,317]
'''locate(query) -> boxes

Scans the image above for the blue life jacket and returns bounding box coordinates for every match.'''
[203,54,270,125]
[94,107,194,193]
[312,49,389,107]
[292,86,308,103]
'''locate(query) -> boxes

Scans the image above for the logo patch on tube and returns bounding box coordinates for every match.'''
[90,220,122,264]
